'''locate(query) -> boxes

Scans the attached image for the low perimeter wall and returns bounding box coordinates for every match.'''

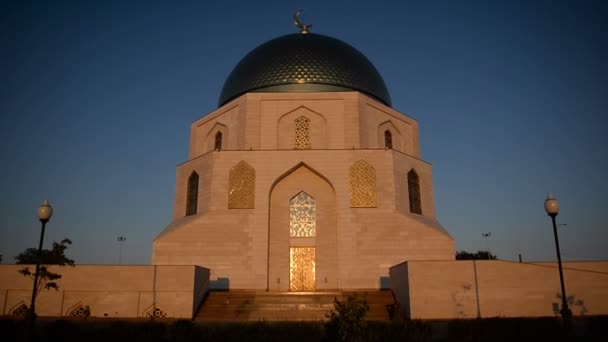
[390,260,608,319]
[0,265,210,319]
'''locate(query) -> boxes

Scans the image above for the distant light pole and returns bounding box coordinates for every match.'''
[29,200,53,322]
[482,232,492,259]
[544,193,572,321]
[117,236,127,264]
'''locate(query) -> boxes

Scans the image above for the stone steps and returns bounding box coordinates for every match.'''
[195,290,395,322]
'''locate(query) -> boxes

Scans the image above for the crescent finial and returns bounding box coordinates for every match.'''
[293,9,312,34]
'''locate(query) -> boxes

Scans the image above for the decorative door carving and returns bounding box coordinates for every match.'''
[290,247,316,291]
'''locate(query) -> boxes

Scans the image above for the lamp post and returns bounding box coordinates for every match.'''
[29,200,53,321]
[117,236,126,264]
[544,193,572,320]
[482,232,492,259]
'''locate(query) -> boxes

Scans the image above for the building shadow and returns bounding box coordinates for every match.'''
[379,276,390,289]
[209,277,230,290]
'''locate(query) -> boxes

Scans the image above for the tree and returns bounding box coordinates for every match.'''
[455,250,497,260]
[15,238,75,296]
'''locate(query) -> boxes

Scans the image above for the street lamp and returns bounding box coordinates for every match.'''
[544,193,572,320]
[482,232,492,259]
[117,236,127,264]
[29,200,53,320]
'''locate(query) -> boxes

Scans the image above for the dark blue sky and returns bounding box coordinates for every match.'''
[1,0,606,264]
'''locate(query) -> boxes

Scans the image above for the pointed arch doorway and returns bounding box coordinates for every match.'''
[268,164,337,292]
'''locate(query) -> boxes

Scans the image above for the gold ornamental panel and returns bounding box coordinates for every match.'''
[228,161,255,209]
[349,160,377,207]
[295,116,311,149]
[289,192,316,237]
[290,247,316,291]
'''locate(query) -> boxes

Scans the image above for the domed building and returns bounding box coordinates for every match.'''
[3,17,607,322]
[152,24,455,292]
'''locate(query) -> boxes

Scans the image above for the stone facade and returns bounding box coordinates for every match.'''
[2,260,607,319]
[153,91,455,290]
[2,90,606,319]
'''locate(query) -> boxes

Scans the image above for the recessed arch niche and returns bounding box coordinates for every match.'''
[268,164,337,291]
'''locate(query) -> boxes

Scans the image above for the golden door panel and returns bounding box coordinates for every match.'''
[290,247,316,291]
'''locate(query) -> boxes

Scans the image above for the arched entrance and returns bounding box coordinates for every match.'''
[268,164,337,291]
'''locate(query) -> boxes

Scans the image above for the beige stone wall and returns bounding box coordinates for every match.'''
[188,92,420,155]
[388,261,411,318]
[155,149,453,290]
[155,91,454,290]
[390,260,608,319]
[0,265,209,318]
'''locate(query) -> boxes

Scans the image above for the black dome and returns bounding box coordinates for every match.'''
[218,33,392,107]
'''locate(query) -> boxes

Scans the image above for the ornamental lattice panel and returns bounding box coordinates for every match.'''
[290,192,316,237]
[228,161,255,209]
[144,306,167,318]
[68,304,91,318]
[294,116,311,149]
[349,160,377,207]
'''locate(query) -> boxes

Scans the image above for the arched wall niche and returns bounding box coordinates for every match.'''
[377,120,402,151]
[143,305,168,318]
[203,122,228,153]
[277,106,328,149]
[66,302,91,318]
[363,103,419,156]
[267,163,337,291]
[10,302,28,317]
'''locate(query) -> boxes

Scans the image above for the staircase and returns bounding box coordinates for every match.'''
[195,290,395,322]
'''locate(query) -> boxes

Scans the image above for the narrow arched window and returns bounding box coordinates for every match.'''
[384,130,393,149]
[186,171,199,216]
[214,132,223,151]
[295,116,311,149]
[408,169,422,214]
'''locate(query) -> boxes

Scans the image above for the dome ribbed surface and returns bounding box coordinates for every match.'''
[218,33,391,107]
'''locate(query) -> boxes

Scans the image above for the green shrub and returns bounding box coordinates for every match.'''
[325,294,370,341]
